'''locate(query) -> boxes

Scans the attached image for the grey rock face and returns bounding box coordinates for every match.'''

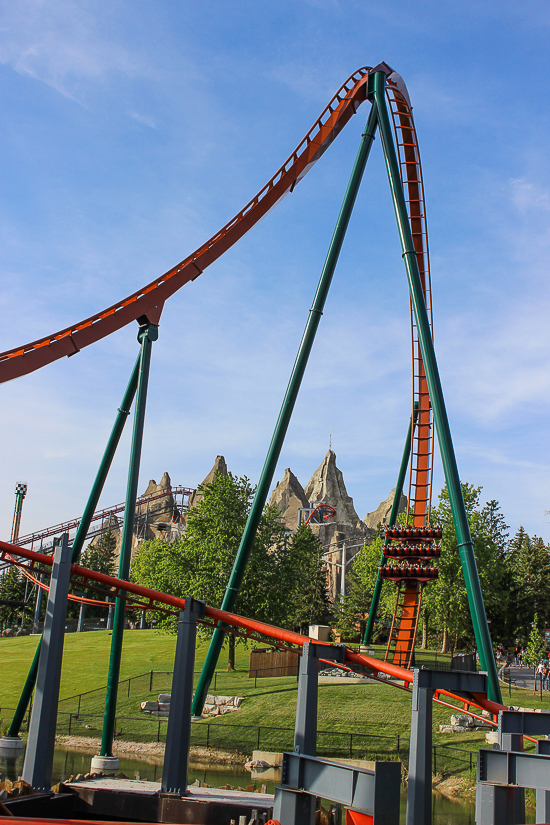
[133,471,177,542]
[304,450,360,527]
[364,487,407,529]
[187,456,228,511]
[268,468,309,530]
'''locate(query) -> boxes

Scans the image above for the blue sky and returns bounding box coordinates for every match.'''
[1,0,549,543]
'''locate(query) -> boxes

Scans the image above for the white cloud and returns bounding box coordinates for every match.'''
[509,177,550,214]
[0,0,150,102]
[128,111,157,129]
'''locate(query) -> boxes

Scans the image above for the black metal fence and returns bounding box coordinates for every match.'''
[1,704,479,778]
[432,744,477,777]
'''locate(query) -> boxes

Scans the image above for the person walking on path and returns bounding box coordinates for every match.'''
[536,661,545,692]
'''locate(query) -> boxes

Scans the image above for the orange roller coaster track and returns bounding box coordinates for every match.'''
[0,67,375,383]
[2,63,501,710]
[0,62,434,572]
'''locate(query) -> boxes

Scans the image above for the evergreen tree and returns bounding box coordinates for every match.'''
[421,485,509,651]
[0,566,26,627]
[525,614,545,666]
[507,529,550,642]
[77,530,118,619]
[282,525,330,634]
[81,530,117,578]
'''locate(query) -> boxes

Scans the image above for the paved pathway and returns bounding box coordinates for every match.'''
[501,664,543,692]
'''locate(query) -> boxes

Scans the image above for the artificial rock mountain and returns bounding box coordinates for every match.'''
[269,451,362,600]
[268,468,309,532]
[364,486,407,530]
[98,451,406,598]
[187,455,228,511]
[304,450,361,527]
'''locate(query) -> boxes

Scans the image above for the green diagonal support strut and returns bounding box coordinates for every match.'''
[7,352,141,739]
[371,70,501,703]
[100,321,157,757]
[363,406,416,645]
[191,101,380,717]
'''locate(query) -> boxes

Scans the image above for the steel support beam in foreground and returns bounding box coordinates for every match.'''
[477,747,550,824]
[161,599,205,795]
[295,642,345,758]
[100,320,157,757]
[275,641,349,824]
[364,406,416,645]
[372,69,501,704]
[192,101,380,718]
[8,351,141,739]
[407,668,488,825]
[274,752,400,824]
[22,534,71,791]
[496,709,550,822]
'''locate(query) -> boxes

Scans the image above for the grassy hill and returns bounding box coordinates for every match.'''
[1,631,547,775]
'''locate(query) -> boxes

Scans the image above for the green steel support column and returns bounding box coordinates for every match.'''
[363,407,416,645]
[372,71,501,703]
[100,322,158,756]
[100,321,157,756]
[7,353,141,738]
[191,103,380,718]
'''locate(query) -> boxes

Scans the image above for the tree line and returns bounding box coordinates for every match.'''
[130,471,330,666]
[2,474,547,658]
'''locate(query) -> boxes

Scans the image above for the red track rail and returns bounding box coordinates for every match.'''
[0,540,506,720]
[16,486,195,548]
[385,77,434,526]
[0,66,384,383]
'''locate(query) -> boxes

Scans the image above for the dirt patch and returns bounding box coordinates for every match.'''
[432,774,475,800]
[55,735,247,766]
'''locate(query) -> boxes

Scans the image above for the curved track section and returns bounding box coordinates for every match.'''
[385,75,434,526]
[0,68,376,384]
[0,540,506,721]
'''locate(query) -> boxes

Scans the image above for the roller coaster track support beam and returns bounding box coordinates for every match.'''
[100,320,157,757]
[371,70,501,704]
[191,101,380,718]
[7,349,141,739]
[22,534,71,792]
[161,598,206,795]
[363,404,417,645]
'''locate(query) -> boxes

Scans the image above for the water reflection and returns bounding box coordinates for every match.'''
[1,745,534,823]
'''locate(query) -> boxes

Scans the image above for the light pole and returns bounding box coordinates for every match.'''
[11,483,27,544]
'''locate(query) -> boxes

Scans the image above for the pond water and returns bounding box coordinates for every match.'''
[0,745,534,824]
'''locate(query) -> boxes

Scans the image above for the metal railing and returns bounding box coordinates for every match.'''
[0,702,478,778]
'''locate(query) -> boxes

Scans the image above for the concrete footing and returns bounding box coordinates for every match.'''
[0,736,25,758]
[91,755,119,775]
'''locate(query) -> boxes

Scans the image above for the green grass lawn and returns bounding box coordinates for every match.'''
[1,631,547,777]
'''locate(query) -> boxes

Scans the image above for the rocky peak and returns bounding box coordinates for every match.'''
[364,487,407,529]
[304,450,360,527]
[268,468,309,530]
[188,455,228,510]
[138,471,174,522]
